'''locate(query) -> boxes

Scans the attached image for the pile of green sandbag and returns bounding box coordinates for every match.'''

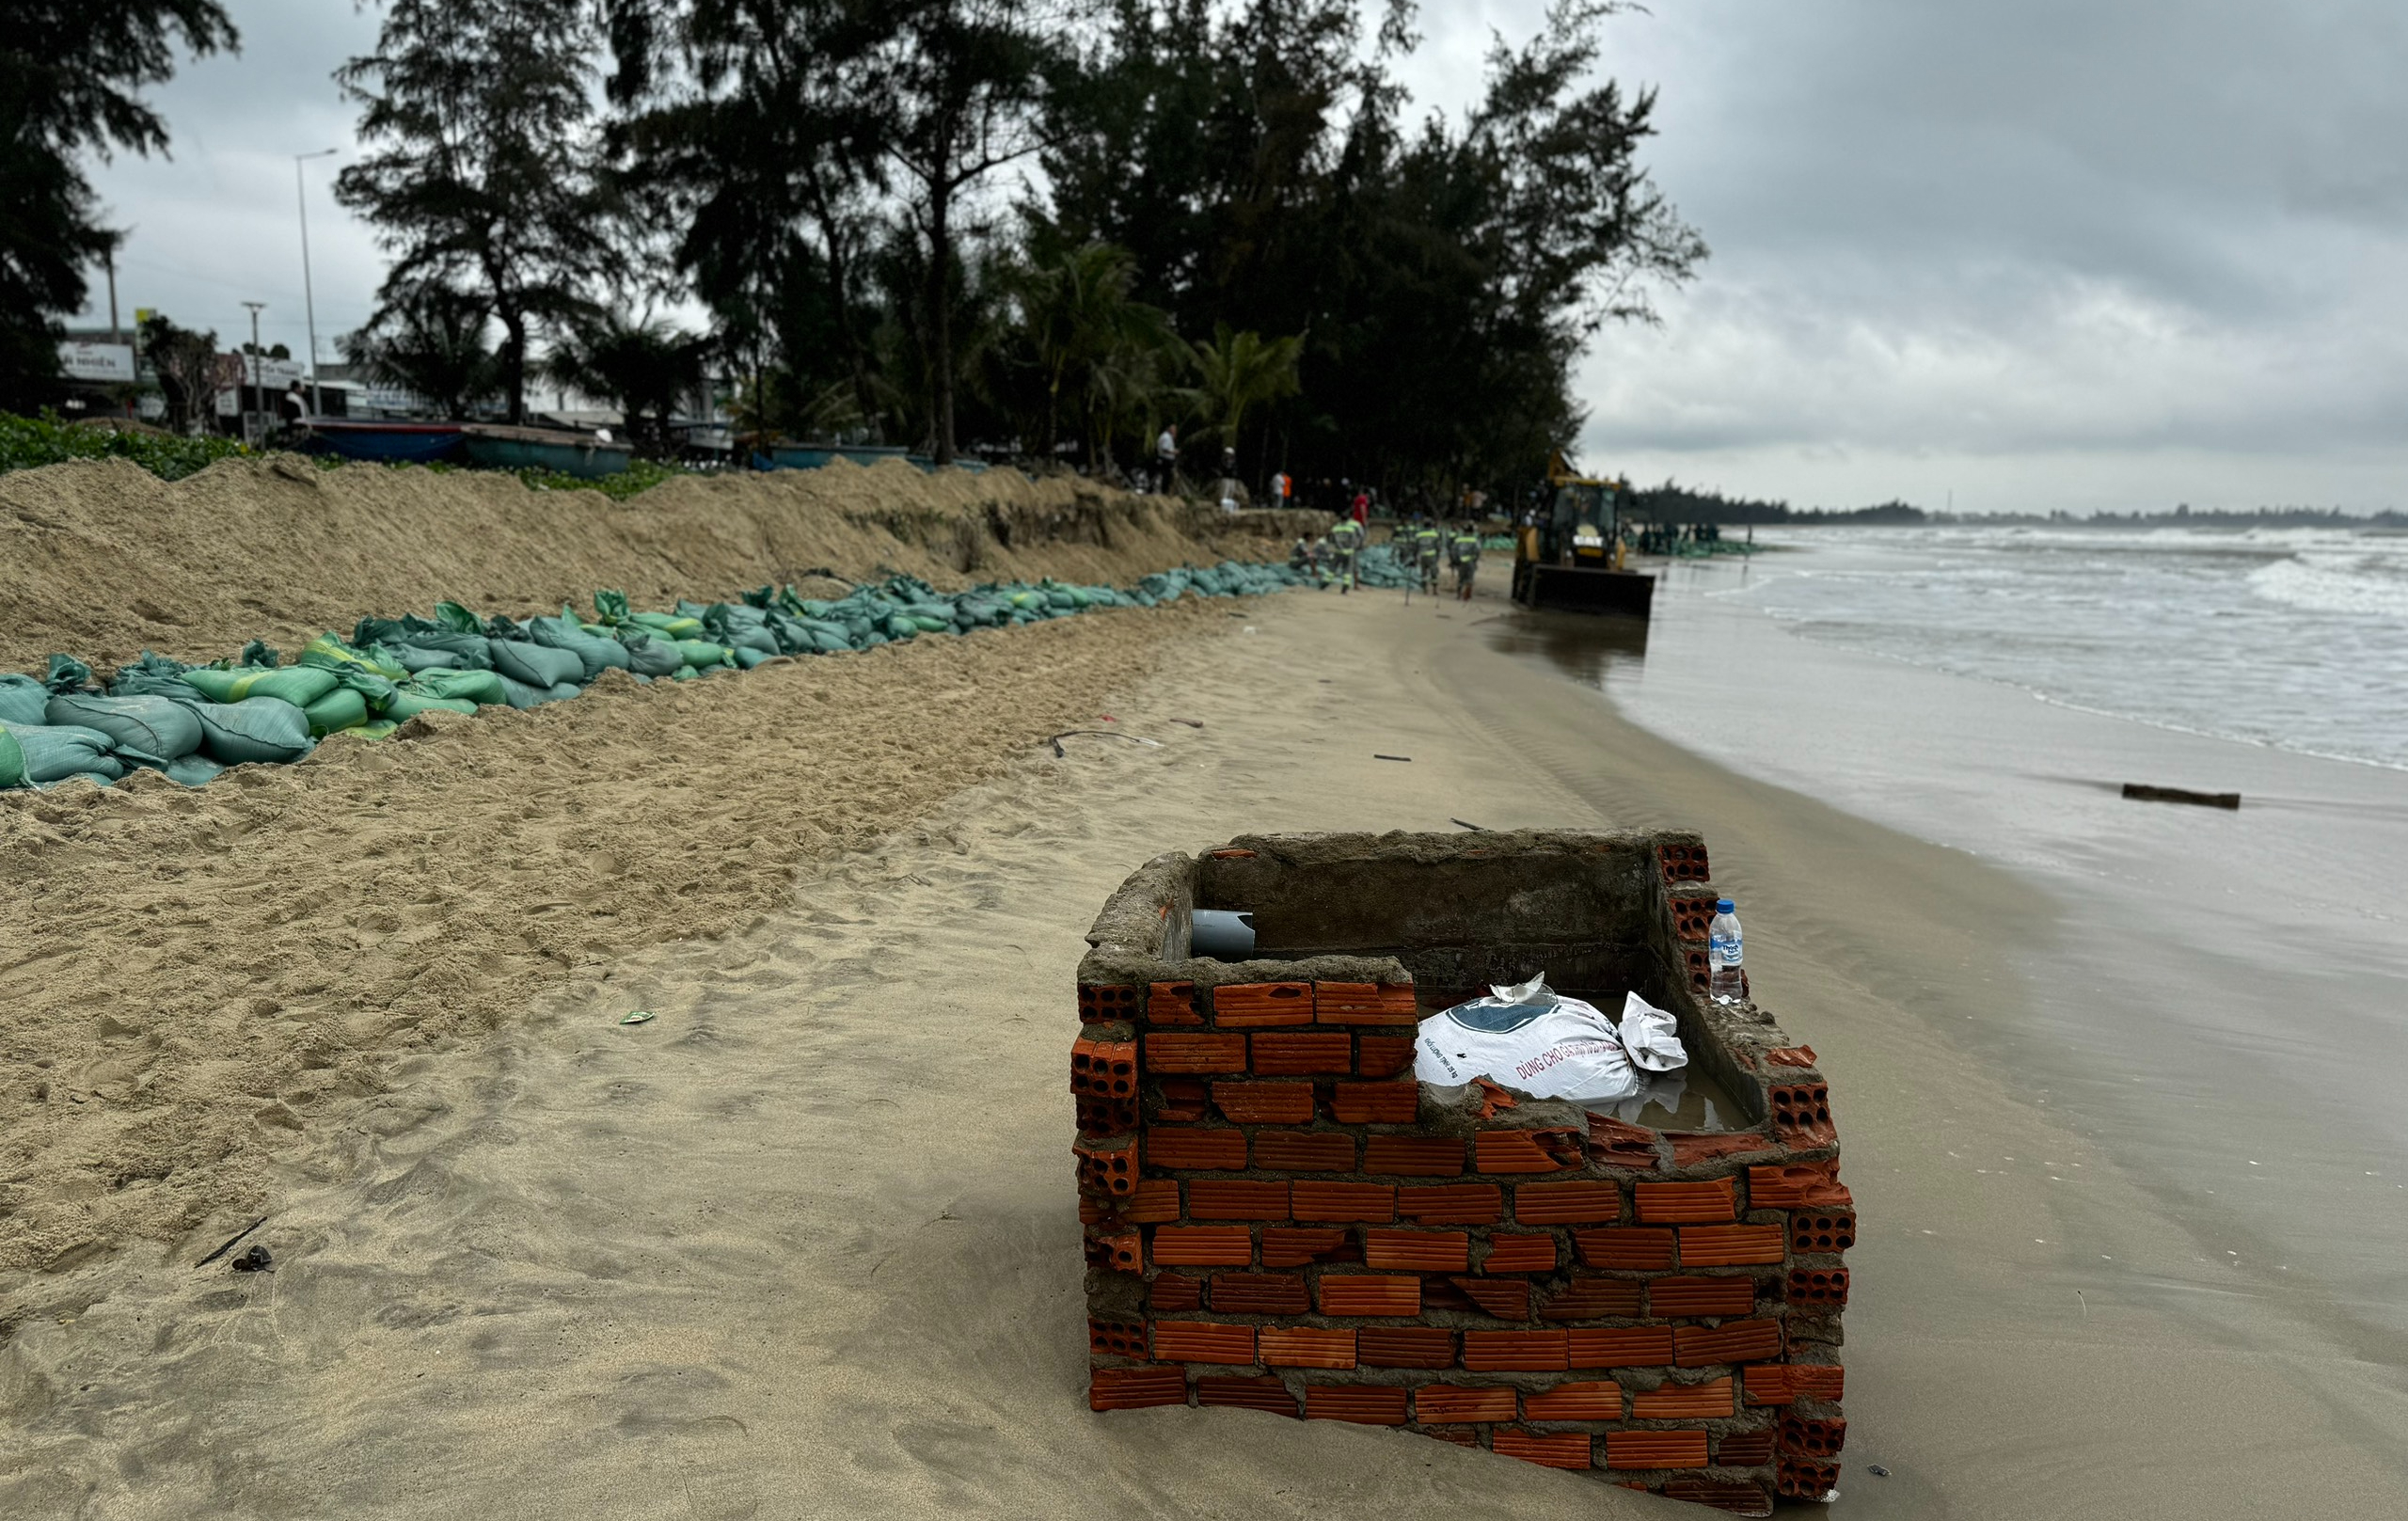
[1,558,1308,791]
[1347,544,1424,589]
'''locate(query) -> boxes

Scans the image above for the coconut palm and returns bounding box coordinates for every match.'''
[1187,322,1302,456]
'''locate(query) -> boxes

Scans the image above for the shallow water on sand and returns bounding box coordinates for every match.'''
[1496,544,2408,1360]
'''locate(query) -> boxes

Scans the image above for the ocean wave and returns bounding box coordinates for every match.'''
[2246,548,2408,619]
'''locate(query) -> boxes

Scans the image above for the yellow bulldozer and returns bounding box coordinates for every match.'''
[1510,453,1656,617]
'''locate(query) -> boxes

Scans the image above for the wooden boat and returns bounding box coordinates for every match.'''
[304,419,465,465]
[459,422,633,479]
[757,442,911,470]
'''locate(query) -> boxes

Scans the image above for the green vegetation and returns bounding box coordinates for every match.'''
[0,412,247,481]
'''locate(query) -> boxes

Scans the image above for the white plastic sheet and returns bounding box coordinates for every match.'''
[1413,976,1687,1103]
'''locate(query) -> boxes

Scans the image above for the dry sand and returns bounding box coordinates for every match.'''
[0,453,1307,672]
[4,564,2403,1518]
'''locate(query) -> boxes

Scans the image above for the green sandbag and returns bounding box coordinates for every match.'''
[164,753,223,787]
[106,652,207,702]
[732,646,773,670]
[434,600,483,633]
[411,667,508,705]
[383,689,480,723]
[487,639,585,689]
[303,688,371,737]
[594,589,632,625]
[188,698,314,765]
[0,674,49,726]
[382,642,468,673]
[530,609,630,679]
[673,640,731,669]
[619,629,682,676]
[355,720,399,741]
[182,665,341,707]
[43,694,202,759]
[0,724,22,787]
[493,673,558,709]
[300,632,407,681]
[630,610,705,639]
[0,720,126,782]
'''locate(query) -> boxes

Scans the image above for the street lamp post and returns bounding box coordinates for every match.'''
[293,149,339,417]
[241,301,265,445]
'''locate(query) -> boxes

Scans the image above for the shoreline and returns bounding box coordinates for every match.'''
[2,575,2401,1516]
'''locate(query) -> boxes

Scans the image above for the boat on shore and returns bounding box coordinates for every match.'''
[459,423,633,480]
[303,419,466,465]
[756,442,912,471]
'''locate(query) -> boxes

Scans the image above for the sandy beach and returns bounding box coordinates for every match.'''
[5,529,2405,1517]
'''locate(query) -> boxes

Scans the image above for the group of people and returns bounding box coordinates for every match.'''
[1288,515,1486,602]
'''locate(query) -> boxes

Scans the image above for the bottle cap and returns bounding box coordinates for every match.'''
[1716,898,1735,914]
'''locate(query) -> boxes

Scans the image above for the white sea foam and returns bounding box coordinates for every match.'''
[2246,547,2408,620]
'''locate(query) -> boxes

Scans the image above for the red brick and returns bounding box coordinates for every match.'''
[1787,1266,1849,1307]
[1667,1132,1781,1168]
[1150,1226,1253,1267]
[1329,1080,1418,1123]
[1666,894,1718,941]
[1212,981,1315,1027]
[1259,1327,1356,1369]
[1656,839,1709,881]
[1314,981,1420,1025]
[1719,1429,1777,1465]
[1211,1273,1308,1315]
[1606,1430,1710,1469]
[1366,1136,1465,1176]
[1356,1036,1416,1076]
[1364,1229,1469,1272]
[1317,1275,1421,1316]
[1357,1327,1456,1368]
[1290,1180,1395,1222]
[1663,1479,1775,1515]
[1635,1179,1737,1224]
[1259,1227,1349,1267]
[1079,983,1143,1022]
[1586,1113,1664,1167]
[1089,1366,1186,1410]
[1146,1032,1245,1073]
[1449,1276,1531,1319]
[1740,1365,1797,1405]
[1778,1456,1839,1500]
[1767,1084,1836,1149]
[1249,1031,1354,1075]
[1635,1377,1735,1419]
[1187,1180,1291,1220]
[1125,1178,1181,1223]
[1764,1045,1817,1069]
[1151,1320,1257,1364]
[1566,1326,1675,1368]
[1145,1128,1247,1171]
[1790,1212,1856,1254]
[1305,1385,1408,1424]
[1793,1364,1845,1402]
[1674,1319,1782,1369]
[1072,1037,1142,1135]
[1085,1231,1140,1274]
[1211,1081,1315,1125]
[1525,1381,1622,1420]
[1476,1128,1586,1174]
[1149,1274,1202,1311]
[1145,980,1202,1025]
[1089,1317,1148,1358]
[1196,1375,1296,1416]
[1679,1225,1786,1267]
[1573,1227,1675,1271]
[1513,1180,1622,1224]
[1651,1276,1756,1319]
[1398,1182,1503,1224]
[1748,1162,1852,1210]
[1493,1430,1592,1468]
[1539,1276,1643,1321]
[1153,1077,1209,1123]
[1252,1131,1354,1172]
[1416,1385,1516,1423]
[1463,1330,1569,1371]
[1481,1233,1558,1272]
[1780,1413,1846,1458]
[1073,1137,1139,1199]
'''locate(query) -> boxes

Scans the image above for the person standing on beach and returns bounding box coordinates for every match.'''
[1452,521,1481,601]
[1412,516,1443,597]
[1156,423,1179,486]
[1330,515,1364,594]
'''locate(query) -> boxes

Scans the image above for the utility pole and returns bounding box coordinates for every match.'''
[293,149,340,417]
[241,301,265,444]
[105,248,121,345]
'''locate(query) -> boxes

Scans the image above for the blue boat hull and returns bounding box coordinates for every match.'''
[307,420,465,464]
[462,434,634,479]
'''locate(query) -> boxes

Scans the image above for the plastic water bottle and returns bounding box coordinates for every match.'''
[1708,897,1744,1004]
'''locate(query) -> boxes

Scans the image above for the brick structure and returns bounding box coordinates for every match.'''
[1072,832,1848,1517]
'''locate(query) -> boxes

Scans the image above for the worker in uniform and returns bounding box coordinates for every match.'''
[1452,521,1482,601]
[1289,534,1312,574]
[1411,517,1443,598]
[1330,515,1364,594]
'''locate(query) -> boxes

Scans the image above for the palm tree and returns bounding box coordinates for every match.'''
[343,285,500,420]
[544,312,709,457]
[1188,322,1303,460]
[1011,243,1177,467]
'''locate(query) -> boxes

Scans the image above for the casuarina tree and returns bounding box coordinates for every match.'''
[0,2,236,410]
[337,0,611,423]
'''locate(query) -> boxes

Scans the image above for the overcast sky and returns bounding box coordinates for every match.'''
[72,0,2408,514]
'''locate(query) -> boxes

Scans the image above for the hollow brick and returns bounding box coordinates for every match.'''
[1304,1385,1408,1424]
[1212,981,1314,1027]
[1635,1179,1737,1224]
[1186,1180,1291,1220]
[1513,1180,1622,1224]
[1259,1327,1356,1369]
[1493,1430,1593,1469]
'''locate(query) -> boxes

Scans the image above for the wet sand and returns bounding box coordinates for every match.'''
[4,573,2403,1516]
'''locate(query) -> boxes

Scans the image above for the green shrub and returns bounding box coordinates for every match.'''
[0,412,250,482]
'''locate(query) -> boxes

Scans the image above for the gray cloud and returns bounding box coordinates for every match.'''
[74,0,2408,512]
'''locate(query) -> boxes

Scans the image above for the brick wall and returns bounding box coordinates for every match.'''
[1072,832,1846,1518]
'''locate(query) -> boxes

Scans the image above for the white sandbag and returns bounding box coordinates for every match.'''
[1413,976,1686,1104]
